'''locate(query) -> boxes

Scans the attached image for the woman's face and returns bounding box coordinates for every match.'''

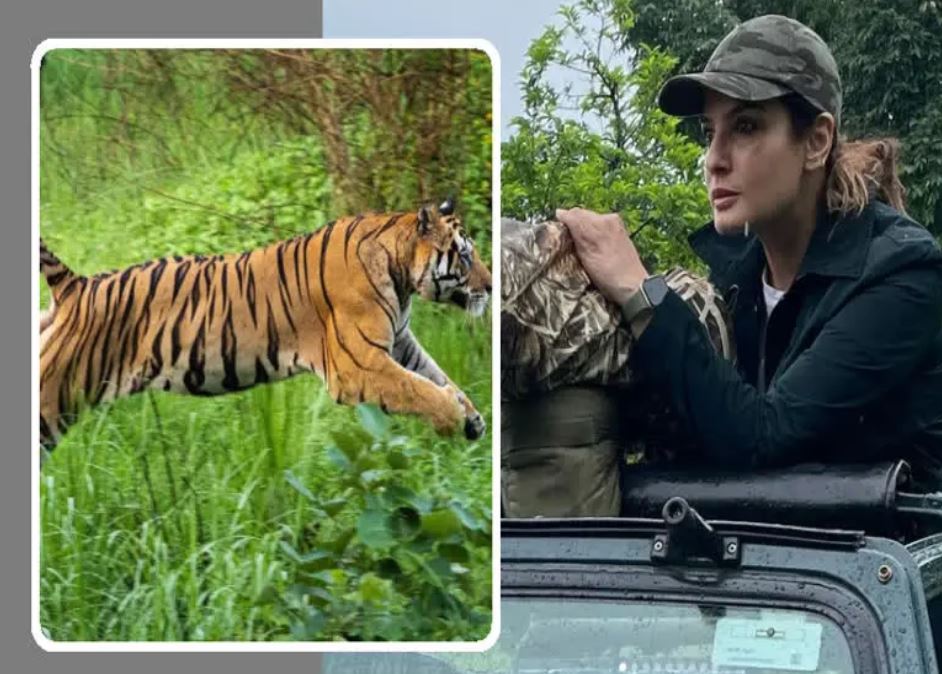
[701,90,808,235]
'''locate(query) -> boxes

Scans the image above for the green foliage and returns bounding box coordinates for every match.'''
[42,136,333,279]
[272,406,491,641]
[39,49,492,642]
[630,0,942,235]
[223,49,494,256]
[502,0,710,271]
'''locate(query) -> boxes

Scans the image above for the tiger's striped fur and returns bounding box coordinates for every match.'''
[39,200,491,457]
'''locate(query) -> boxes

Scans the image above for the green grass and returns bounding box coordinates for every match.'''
[38,48,492,642]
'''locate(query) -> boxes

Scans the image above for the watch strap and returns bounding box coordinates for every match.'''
[620,284,651,324]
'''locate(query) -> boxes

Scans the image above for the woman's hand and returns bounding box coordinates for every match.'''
[556,207,649,306]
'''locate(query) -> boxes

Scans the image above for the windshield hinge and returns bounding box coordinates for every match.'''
[651,497,741,567]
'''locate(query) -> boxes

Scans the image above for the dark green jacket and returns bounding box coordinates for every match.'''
[633,200,942,481]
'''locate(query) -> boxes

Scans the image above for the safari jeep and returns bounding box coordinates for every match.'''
[324,460,942,673]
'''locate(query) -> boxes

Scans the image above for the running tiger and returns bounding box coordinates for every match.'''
[39,199,491,458]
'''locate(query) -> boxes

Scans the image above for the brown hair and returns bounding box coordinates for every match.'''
[781,94,907,216]
[826,138,907,215]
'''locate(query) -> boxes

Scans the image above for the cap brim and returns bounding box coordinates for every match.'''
[657,72,793,117]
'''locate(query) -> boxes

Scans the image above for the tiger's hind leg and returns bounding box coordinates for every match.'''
[39,299,56,333]
[39,322,74,466]
[38,411,63,468]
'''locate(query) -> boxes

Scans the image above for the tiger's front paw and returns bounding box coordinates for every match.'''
[464,411,486,440]
[429,386,465,436]
[446,385,485,440]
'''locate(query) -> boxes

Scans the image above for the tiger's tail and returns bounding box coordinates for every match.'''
[40,239,77,303]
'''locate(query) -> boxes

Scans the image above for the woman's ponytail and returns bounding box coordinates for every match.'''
[826,138,907,215]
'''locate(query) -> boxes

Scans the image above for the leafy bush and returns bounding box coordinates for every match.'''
[272,405,491,641]
[501,0,710,272]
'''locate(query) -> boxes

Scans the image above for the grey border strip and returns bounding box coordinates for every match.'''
[4,1,327,672]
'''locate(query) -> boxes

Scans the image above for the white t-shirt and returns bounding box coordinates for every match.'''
[762,268,786,317]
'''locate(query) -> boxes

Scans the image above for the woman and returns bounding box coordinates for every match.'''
[558,14,942,486]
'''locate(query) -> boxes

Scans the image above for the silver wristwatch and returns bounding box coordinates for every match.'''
[619,274,670,324]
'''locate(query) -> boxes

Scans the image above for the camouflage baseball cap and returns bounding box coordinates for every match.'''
[657,14,842,127]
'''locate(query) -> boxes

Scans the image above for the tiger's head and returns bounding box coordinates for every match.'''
[413,198,492,318]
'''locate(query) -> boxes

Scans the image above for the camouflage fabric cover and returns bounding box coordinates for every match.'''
[657,14,842,127]
[501,217,735,400]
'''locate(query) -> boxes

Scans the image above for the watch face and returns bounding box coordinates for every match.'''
[644,276,671,305]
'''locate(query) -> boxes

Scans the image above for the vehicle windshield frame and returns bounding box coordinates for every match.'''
[503,562,886,674]
[502,517,942,674]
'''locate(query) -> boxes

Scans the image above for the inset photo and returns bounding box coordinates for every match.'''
[34,41,495,648]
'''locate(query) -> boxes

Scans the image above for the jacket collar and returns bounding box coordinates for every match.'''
[688,201,877,290]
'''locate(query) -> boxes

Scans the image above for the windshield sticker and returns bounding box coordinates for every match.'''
[712,617,824,671]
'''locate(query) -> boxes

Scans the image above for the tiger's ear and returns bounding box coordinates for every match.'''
[418,205,433,236]
[439,197,455,216]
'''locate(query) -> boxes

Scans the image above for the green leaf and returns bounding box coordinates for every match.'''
[421,509,463,539]
[278,541,334,569]
[279,540,305,564]
[417,586,452,616]
[427,556,454,579]
[357,508,396,548]
[356,403,390,440]
[321,528,355,556]
[322,496,349,517]
[302,568,339,583]
[284,470,318,504]
[331,427,371,459]
[359,469,387,486]
[449,501,485,531]
[406,536,436,555]
[437,543,471,563]
[325,445,354,473]
[366,615,406,641]
[290,609,327,640]
[287,583,335,606]
[363,490,387,511]
[383,484,433,512]
[358,572,394,604]
[386,449,409,470]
